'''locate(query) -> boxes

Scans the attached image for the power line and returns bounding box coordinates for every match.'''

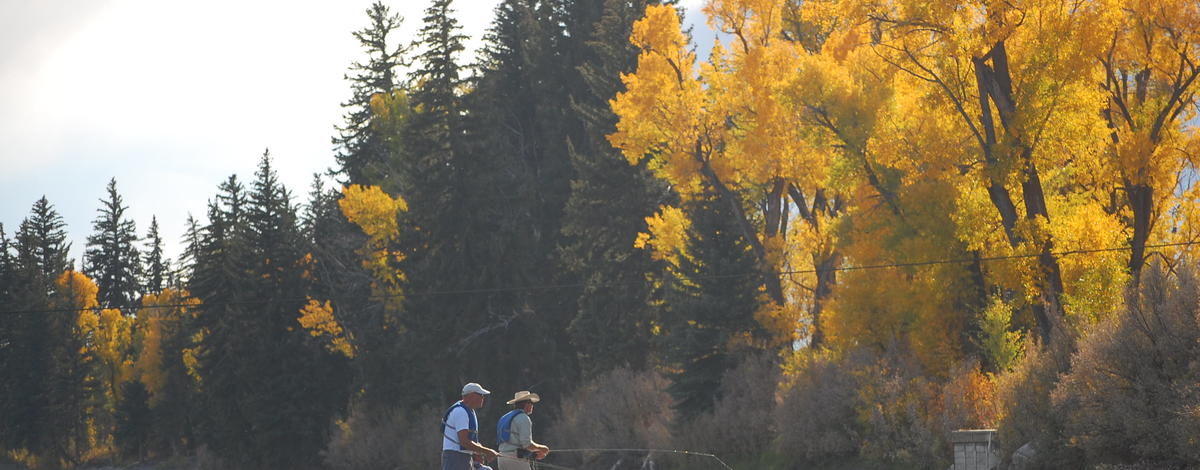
[0,240,1195,317]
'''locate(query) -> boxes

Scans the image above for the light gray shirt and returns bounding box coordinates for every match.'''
[498,412,533,453]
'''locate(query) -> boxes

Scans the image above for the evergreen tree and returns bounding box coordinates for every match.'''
[334,1,410,185]
[0,198,73,453]
[189,175,256,465]
[193,154,351,469]
[661,189,765,420]
[85,178,141,310]
[389,0,474,406]
[0,223,21,450]
[141,216,170,295]
[454,0,585,409]
[0,224,12,306]
[176,214,202,289]
[560,0,673,377]
[114,380,151,459]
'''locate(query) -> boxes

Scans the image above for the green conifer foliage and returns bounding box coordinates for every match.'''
[334,1,410,186]
[661,189,765,420]
[85,178,141,310]
[560,0,673,377]
[141,216,170,296]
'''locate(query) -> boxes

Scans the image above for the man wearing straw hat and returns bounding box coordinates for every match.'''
[442,382,501,470]
[496,390,551,470]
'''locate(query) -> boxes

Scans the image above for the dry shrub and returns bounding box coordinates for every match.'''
[776,347,948,469]
[994,338,1075,469]
[851,352,941,467]
[323,405,441,470]
[546,367,673,469]
[1051,263,1200,466]
[774,349,861,463]
[674,353,779,460]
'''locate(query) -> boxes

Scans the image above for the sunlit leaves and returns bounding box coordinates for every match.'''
[298,298,354,359]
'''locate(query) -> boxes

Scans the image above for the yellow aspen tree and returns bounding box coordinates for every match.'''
[1097,0,1200,282]
[133,288,199,405]
[338,184,408,321]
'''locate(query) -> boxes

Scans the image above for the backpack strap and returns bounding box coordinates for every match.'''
[442,401,479,451]
[496,409,525,446]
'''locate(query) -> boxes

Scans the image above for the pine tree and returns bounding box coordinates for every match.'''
[141,216,169,295]
[0,198,73,452]
[661,189,765,420]
[388,0,474,406]
[85,178,141,310]
[193,154,351,469]
[334,1,410,185]
[189,175,256,465]
[176,214,202,289]
[559,0,673,377]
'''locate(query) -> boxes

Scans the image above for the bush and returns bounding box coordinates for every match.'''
[545,367,673,469]
[323,405,441,470]
[674,353,780,463]
[774,349,860,463]
[994,338,1075,469]
[1051,263,1200,466]
[776,347,961,469]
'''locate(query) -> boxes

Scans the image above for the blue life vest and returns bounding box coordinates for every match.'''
[441,401,478,451]
[496,409,525,445]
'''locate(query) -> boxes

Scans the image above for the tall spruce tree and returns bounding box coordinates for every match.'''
[390,0,474,407]
[176,214,202,289]
[334,1,410,185]
[457,0,587,410]
[0,223,21,450]
[192,154,351,469]
[85,178,141,310]
[560,0,673,377]
[2,199,82,462]
[189,175,256,465]
[661,189,765,420]
[141,216,169,295]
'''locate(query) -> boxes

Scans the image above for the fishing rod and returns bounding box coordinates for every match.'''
[544,448,734,470]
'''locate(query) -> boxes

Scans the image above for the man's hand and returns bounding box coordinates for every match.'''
[481,447,499,462]
[533,445,550,460]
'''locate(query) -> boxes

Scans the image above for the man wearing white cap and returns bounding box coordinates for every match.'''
[495,390,551,470]
[442,383,500,470]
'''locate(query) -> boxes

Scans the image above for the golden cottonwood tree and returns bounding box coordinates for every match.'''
[1096,0,1200,282]
[820,0,1125,343]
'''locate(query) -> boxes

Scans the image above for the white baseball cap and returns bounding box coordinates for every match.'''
[462,382,491,396]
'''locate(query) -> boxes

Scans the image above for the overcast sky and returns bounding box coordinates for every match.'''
[0,0,710,265]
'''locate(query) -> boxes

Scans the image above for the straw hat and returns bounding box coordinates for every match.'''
[506,390,541,405]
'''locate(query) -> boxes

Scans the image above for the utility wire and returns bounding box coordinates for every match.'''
[0,240,1195,317]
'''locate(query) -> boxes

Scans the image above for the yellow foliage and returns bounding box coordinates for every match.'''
[339,184,407,313]
[298,298,355,359]
[634,205,690,265]
[134,289,200,404]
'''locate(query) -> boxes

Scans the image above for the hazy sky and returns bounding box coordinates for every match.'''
[0,0,710,264]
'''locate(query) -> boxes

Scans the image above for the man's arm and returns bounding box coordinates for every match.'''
[513,415,550,458]
[457,429,499,461]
